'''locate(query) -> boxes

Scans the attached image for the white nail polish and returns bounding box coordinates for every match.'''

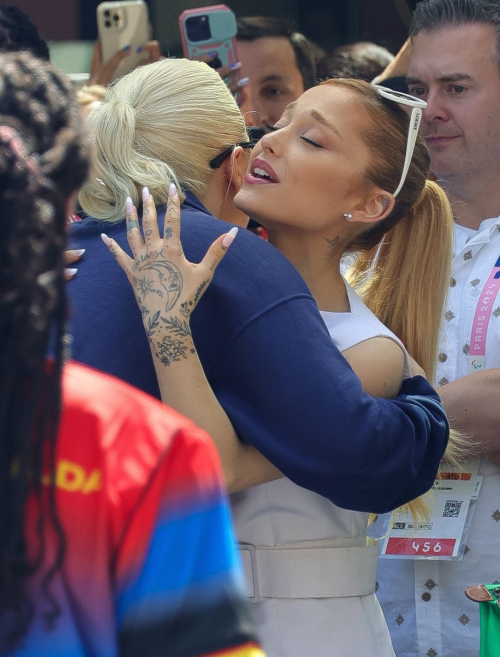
[222,226,238,247]
[101,233,112,246]
[168,183,177,197]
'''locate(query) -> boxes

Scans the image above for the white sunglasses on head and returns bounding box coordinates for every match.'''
[371,84,427,198]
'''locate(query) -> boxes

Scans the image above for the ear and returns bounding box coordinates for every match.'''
[221,146,249,194]
[350,188,395,226]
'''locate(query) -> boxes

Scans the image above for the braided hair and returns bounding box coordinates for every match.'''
[0,5,49,60]
[0,51,89,653]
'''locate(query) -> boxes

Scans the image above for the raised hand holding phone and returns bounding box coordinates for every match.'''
[96,1,157,83]
[179,5,245,94]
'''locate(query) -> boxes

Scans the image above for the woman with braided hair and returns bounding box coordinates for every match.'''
[0,51,264,657]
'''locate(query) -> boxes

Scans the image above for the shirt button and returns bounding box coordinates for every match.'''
[438,353,448,363]
[422,592,432,602]
[450,277,456,287]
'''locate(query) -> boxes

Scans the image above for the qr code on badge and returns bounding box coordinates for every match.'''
[443,500,462,518]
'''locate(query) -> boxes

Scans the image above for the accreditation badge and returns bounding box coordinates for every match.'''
[378,465,482,561]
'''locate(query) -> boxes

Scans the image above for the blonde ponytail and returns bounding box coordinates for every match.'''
[349,182,471,523]
[79,58,247,222]
[348,179,453,383]
[79,94,183,221]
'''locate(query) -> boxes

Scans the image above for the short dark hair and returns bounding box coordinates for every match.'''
[236,16,322,90]
[411,0,500,66]
[0,5,50,60]
[317,41,394,83]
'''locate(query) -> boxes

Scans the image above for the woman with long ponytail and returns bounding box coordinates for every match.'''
[104,76,460,657]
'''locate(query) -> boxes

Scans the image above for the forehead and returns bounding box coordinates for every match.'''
[408,23,499,81]
[237,36,300,82]
[298,84,371,133]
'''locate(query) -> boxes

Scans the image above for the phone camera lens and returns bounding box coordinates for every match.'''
[104,20,111,28]
[185,15,211,42]
[104,9,110,17]
[113,14,119,21]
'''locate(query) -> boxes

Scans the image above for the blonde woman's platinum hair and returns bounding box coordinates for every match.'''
[79,58,248,222]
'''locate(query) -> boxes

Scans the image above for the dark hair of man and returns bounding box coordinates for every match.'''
[236,16,321,90]
[0,5,49,60]
[411,0,500,67]
[0,51,89,652]
[317,41,394,82]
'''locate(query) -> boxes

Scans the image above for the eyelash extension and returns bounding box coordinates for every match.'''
[265,123,279,131]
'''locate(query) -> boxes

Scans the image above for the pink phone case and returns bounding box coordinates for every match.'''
[179,4,239,74]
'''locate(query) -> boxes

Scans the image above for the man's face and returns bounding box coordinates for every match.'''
[407,23,500,184]
[236,36,305,131]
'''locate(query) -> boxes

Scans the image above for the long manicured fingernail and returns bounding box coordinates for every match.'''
[142,186,150,202]
[101,233,112,247]
[168,183,177,197]
[237,77,249,88]
[125,197,134,214]
[230,62,242,71]
[65,268,78,277]
[222,226,238,248]
[67,249,85,257]
[208,50,218,58]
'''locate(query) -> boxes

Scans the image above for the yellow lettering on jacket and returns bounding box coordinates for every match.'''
[41,460,102,494]
[57,460,85,491]
[82,468,102,494]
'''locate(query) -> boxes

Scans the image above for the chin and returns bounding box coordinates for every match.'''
[429,160,456,180]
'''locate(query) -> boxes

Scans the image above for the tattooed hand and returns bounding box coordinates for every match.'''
[102,184,237,366]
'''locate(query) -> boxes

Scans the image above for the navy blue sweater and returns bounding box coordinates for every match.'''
[68,192,448,513]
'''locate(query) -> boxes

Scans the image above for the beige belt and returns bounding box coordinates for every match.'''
[238,540,379,603]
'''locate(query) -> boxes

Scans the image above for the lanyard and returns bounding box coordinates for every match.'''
[469,255,500,374]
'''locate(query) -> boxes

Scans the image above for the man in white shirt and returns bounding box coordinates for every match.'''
[376,1,500,656]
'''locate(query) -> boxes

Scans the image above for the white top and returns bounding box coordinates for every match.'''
[322,278,412,379]
[375,215,500,657]
[232,281,407,657]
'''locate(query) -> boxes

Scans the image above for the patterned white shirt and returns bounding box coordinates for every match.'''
[374,215,500,657]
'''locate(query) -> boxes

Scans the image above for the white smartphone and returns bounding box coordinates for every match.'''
[96,1,151,81]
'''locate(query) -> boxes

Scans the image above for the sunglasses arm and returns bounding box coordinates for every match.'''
[393,107,423,198]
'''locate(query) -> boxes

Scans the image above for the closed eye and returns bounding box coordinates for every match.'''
[301,136,323,148]
[266,124,324,148]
